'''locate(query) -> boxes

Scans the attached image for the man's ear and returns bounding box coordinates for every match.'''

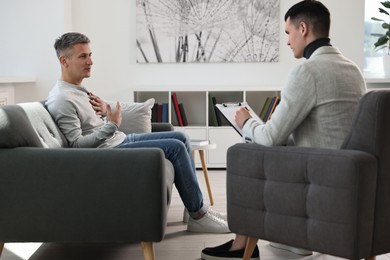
[59,56,68,67]
[299,21,309,36]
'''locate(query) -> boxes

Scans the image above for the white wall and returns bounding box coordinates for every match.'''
[0,0,365,103]
[0,0,65,102]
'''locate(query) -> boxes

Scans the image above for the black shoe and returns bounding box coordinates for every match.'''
[201,240,260,260]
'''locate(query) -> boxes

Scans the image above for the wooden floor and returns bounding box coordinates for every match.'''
[3,170,390,260]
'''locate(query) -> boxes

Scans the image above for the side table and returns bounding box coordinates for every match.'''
[191,141,217,206]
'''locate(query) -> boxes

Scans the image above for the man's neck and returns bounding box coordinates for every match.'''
[61,75,83,86]
[303,38,332,59]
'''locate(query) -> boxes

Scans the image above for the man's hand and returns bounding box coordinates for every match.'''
[89,92,107,116]
[106,102,122,127]
[235,107,252,129]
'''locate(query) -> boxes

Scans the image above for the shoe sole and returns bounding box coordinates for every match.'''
[201,252,260,260]
[187,227,231,233]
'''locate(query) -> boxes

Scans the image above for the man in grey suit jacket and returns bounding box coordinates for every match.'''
[201,0,366,259]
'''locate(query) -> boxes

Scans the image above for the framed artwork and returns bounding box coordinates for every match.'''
[136,0,280,63]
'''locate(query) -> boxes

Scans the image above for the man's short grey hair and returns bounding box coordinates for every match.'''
[54,32,90,58]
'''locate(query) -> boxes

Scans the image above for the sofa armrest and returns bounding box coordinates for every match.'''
[0,147,174,243]
[226,143,377,259]
[152,123,174,132]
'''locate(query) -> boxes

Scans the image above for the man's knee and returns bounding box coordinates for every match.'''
[171,131,189,143]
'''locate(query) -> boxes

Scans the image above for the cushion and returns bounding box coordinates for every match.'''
[107,98,155,134]
[20,102,68,148]
[0,105,43,148]
[0,102,69,148]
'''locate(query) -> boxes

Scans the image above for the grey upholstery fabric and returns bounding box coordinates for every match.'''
[227,90,390,259]
[341,90,390,257]
[0,105,43,148]
[0,102,68,148]
[151,122,174,132]
[0,148,174,243]
[0,102,174,246]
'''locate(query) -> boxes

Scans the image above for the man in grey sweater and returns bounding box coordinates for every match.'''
[46,32,229,234]
[201,0,366,259]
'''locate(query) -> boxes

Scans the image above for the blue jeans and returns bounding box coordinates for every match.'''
[116,131,207,217]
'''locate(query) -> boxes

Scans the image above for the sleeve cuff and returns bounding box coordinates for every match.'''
[106,121,119,131]
[242,117,251,127]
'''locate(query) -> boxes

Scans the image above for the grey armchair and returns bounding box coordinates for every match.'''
[0,102,175,260]
[226,90,390,260]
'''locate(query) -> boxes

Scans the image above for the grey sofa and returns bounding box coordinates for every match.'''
[226,90,390,260]
[0,102,175,260]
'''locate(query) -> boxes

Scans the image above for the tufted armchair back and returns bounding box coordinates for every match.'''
[342,90,390,157]
[0,102,68,148]
[341,90,390,257]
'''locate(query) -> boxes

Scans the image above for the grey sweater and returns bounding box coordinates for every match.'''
[46,80,126,148]
[243,46,367,148]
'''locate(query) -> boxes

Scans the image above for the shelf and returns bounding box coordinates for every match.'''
[134,89,281,168]
[0,77,35,84]
[172,91,206,127]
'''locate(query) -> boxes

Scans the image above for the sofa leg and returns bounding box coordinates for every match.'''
[0,243,4,257]
[365,257,376,260]
[243,237,258,260]
[141,241,155,260]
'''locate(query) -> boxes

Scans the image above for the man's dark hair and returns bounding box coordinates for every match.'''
[54,32,90,58]
[284,0,331,38]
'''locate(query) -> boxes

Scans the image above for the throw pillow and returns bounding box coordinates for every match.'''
[107,98,155,134]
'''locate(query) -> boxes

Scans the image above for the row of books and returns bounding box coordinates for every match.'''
[171,92,188,126]
[151,103,169,123]
[153,94,279,125]
[260,96,280,122]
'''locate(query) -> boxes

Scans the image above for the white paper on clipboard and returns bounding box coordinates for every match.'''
[215,102,264,136]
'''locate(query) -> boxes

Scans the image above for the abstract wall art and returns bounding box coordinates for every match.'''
[136,0,280,63]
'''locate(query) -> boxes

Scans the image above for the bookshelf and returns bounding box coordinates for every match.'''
[134,89,280,168]
[134,81,390,168]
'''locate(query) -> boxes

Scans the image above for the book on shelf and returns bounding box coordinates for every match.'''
[265,96,280,122]
[151,103,158,122]
[260,96,280,122]
[211,96,222,126]
[178,103,188,126]
[263,97,275,121]
[190,139,210,146]
[157,103,162,122]
[208,94,218,126]
[171,92,184,126]
[151,103,168,123]
[161,102,168,123]
[259,97,271,120]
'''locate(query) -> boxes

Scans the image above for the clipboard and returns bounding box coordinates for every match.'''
[215,102,263,136]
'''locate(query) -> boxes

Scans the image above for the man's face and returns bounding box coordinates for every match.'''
[285,17,306,59]
[62,43,93,84]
